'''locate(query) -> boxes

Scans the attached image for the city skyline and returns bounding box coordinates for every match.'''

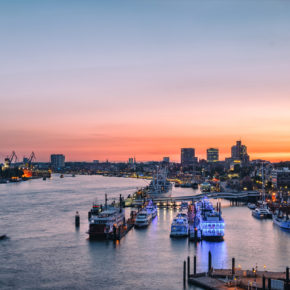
[1,1,290,162]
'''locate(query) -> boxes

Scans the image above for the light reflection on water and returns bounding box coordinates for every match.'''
[0,175,289,290]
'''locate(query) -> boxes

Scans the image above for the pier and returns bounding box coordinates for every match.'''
[183,252,290,290]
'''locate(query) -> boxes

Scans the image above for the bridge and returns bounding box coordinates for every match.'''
[148,191,260,203]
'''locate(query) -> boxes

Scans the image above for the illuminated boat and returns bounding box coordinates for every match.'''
[88,206,125,239]
[170,213,189,237]
[146,200,158,218]
[199,211,225,241]
[135,210,152,227]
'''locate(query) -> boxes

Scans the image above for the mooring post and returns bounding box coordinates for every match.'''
[75,211,80,227]
[187,256,190,279]
[183,260,186,285]
[262,275,265,290]
[286,266,289,284]
[268,278,271,290]
[208,251,212,274]
[232,257,235,275]
[194,255,197,275]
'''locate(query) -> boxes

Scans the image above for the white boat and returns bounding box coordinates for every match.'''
[170,213,189,237]
[273,214,290,230]
[252,207,272,219]
[146,200,158,218]
[247,203,256,210]
[148,166,172,196]
[199,210,225,241]
[135,210,152,227]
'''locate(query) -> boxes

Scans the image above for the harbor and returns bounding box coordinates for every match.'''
[0,175,289,290]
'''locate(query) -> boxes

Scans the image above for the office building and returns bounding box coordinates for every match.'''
[181,148,197,167]
[231,140,250,163]
[50,154,65,169]
[207,148,219,162]
[163,157,170,163]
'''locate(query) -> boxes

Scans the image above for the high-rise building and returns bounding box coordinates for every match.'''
[181,148,197,167]
[231,140,250,163]
[207,148,219,162]
[128,158,134,164]
[50,154,65,169]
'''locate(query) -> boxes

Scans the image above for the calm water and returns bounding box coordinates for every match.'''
[0,175,289,290]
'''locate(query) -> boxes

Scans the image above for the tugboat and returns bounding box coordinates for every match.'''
[147,166,172,196]
[88,195,125,239]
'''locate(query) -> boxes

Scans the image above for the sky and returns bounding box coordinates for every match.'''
[0,0,290,162]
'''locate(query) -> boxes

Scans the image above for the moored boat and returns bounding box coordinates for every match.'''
[170,213,189,238]
[135,210,152,227]
[273,212,290,230]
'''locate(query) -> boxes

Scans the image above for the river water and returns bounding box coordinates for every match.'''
[0,175,289,290]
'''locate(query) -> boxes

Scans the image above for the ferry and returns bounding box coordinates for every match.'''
[170,213,189,237]
[273,212,290,230]
[147,166,172,196]
[146,200,158,218]
[135,210,152,227]
[88,206,125,239]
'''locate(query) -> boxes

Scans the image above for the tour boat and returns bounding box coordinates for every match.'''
[146,200,158,218]
[200,182,211,193]
[134,210,152,227]
[199,211,225,241]
[170,213,189,237]
[88,206,125,239]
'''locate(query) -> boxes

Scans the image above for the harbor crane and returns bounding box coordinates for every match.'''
[23,152,36,168]
[3,151,18,169]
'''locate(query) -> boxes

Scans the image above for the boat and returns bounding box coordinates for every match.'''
[247,203,256,210]
[196,197,225,241]
[180,201,188,210]
[147,166,172,196]
[88,206,125,239]
[146,200,158,218]
[60,174,64,178]
[252,207,272,219]
[134,210,152,227]
[200,182,211,193]
[170,213,189,237]
[273,212,290,230]
[199,210,225,241]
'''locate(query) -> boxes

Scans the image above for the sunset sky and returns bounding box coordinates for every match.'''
[1,0,290,162]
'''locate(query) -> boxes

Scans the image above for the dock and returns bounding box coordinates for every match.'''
[182,253,289,290]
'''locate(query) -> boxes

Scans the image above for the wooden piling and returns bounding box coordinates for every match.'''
[194,255,197,275]
[262,275,265,290]
[187,256,190,279]
[286,266,289,283]
[232,257,235,275]
[183,260,186,285]
[208,251,212,274]
[268,278,271,290]
[75,211,80,227]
